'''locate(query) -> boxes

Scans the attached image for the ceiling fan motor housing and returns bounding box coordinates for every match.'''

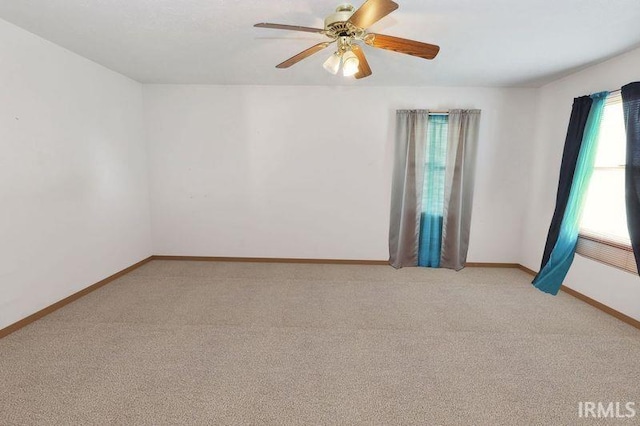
[324,3,357,37]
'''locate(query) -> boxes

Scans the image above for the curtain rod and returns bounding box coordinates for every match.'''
[397,110,450,115]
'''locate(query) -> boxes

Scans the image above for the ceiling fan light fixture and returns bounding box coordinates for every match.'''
[341,50,360,77]
[255,0,440,80]
[323,52,342,75]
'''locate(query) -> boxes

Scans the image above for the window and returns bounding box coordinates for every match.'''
[577,92,636,272]
[421,114,448,216]
[418,113,448,267]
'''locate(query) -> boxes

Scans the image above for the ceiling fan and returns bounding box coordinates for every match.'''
[254,0,440,79]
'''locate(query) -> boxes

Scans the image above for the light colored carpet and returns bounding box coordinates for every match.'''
[1,260,639,425]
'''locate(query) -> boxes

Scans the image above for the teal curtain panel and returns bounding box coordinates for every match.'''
[538,96,593,272]
[534,92,608,294]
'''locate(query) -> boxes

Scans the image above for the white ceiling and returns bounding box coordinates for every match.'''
[1,0,639,87]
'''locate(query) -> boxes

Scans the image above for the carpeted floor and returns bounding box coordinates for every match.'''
[1,260,639,425]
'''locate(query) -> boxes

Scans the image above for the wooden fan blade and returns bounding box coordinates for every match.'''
[276,42,332,68]
[348,0,398,29]
[365,33,440,60]
[351,45,372,79]
[254,23,324,34]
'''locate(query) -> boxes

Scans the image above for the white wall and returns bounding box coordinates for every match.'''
[521,47,640,321]
[0,19,152,329]
[7,9,637,329]
[144,85,537,261]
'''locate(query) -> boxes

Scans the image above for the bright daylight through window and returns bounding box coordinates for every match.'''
[580,92,630,246]
[577,91,637,273]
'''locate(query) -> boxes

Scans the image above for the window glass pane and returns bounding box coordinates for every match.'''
[421,114,448,215]
[580,93,630,245]
[581,168,630,244]
[594,101,625,167]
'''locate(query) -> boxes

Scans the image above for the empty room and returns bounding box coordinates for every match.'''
[2,0,640,424]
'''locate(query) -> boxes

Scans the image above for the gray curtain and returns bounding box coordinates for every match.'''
[441,110,481,270]
[389,110,428,268]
